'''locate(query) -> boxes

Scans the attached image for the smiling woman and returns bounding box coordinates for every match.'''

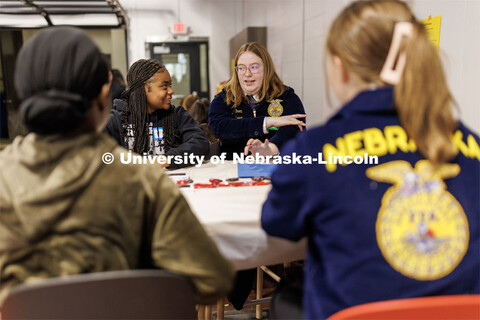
[145,69,174,113]
[236,51,264,96]
[209,42,307,159]
[105,58,209,169]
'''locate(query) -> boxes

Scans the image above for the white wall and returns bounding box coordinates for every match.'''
[121,0,479,132]
[263,0,480,131]
[121,0,246,100]
[411,0,480,132]
[265,0,348,128]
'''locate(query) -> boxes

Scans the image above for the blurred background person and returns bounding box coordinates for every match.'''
[191,97,219,157]
[110,68,126,101]
[191,97,217,143]
[180,92,199,114]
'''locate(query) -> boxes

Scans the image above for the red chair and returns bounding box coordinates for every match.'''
[328,295,480,320]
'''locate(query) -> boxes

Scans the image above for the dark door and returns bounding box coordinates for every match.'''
[0,29,26,143]
[149,41,209,107]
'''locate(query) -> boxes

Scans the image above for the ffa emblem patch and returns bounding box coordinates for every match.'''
[268,99,284,117]
[366,160,469,281]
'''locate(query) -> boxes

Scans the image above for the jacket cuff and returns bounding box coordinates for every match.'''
[249,117,266,138]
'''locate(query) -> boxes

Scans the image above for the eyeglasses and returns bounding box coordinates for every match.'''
[235,64,262,75]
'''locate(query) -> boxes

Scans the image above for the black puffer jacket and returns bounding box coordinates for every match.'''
[106,99,209,168]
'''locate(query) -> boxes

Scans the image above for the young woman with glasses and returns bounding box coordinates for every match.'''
[209,42,307,159]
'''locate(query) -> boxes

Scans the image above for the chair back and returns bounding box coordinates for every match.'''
[1,270,197,319]
[328,295,480,320]
[209,140,220,158]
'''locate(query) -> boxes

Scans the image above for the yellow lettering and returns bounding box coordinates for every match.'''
[467,134,480,160]
[344,130,364,157]
[323,137,346,173]
[363,128,388,156]
[452,130,470,157]
[408,138,417,153]
[384,125,410,154]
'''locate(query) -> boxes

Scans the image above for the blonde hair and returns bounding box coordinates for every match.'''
[326,0,456,165]
[224,42,285,107]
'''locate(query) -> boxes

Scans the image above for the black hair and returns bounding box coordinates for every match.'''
[121,59,179,153]
[110,69,126,100]
[15,27,109,135]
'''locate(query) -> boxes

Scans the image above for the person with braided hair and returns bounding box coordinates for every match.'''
[106,59,209,168]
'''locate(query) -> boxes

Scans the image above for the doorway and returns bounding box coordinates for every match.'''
[0,29,26,146]
[149,40,210,107]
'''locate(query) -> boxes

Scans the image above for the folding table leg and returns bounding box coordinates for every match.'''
[256,267,263,319]
[197,305,205,320]
[217,298,224,320]
[205,305,212,319]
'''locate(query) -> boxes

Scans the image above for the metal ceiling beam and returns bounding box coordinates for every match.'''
[0,0,128,28]
[21,0,53,26]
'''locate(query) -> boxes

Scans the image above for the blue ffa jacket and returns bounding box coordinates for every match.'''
[261,88,480,319]
[209,87,305,158]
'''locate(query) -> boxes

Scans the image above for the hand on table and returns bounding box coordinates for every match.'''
[156,155,170,168]
[244,139,280,157]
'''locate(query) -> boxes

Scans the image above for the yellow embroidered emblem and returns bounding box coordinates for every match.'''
[233,108,243,119]
[268,99,284,117]
[366,160,469,281]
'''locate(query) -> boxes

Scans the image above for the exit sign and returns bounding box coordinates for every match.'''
[172,22,186,34]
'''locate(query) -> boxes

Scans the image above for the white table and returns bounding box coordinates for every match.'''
[171,161,306,270]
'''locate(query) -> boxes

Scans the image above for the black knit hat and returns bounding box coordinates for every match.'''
[15,26,109,135]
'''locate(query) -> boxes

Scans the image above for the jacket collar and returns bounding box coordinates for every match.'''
[335,86,395,118]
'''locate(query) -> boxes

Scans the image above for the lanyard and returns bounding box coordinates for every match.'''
[247,95,258,118]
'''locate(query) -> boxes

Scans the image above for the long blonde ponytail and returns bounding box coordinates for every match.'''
[395,22,457,164]
[327,0,457,165]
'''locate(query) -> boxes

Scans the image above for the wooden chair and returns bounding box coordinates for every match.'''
[198,299,225,320]
[254,265,282,319]
[328,294,480,320]
[199,266,283,320]
[0,270,197,320]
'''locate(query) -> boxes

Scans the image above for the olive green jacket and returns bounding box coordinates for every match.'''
[0,133,234,305]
